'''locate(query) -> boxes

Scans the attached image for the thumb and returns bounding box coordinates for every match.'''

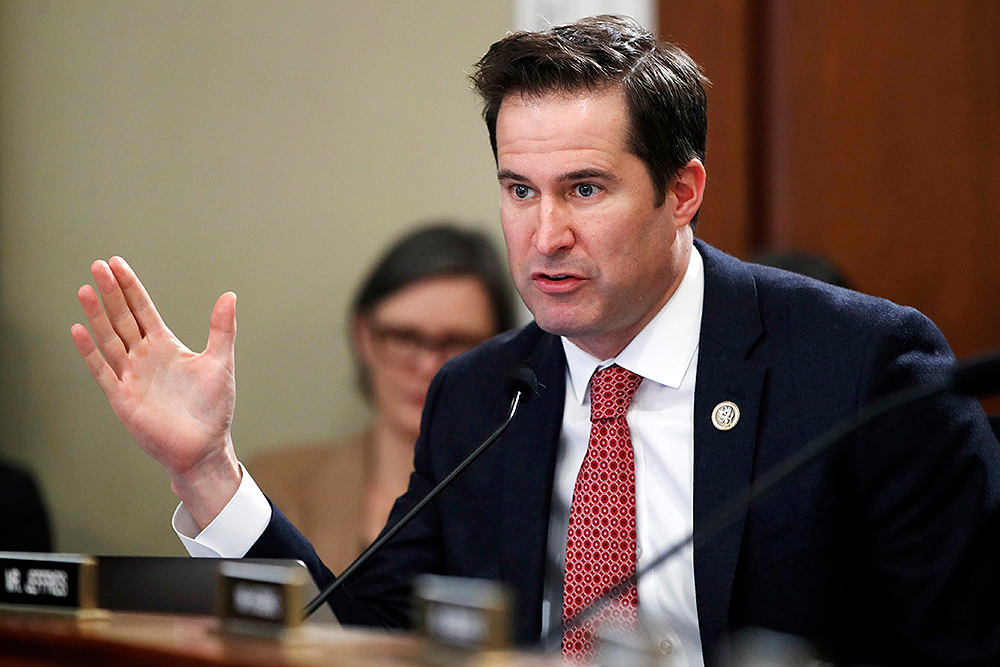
[205,292,237,360]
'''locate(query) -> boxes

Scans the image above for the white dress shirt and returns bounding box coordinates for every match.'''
[174,247,706,666]
[172,462,269,558]
[546,248,704,666]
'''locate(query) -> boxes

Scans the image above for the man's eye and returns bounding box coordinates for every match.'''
[575,183,597,197]
[512,184,533,199]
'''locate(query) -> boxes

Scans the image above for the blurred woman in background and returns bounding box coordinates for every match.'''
[248,223,516,573]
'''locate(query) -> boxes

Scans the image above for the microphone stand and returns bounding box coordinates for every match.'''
[303,385,530,618]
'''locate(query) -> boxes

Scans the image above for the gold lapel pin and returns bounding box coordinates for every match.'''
[712,401,740,431]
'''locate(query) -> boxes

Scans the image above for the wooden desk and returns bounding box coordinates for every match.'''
[0,611,407,667]
[0,611,557,667]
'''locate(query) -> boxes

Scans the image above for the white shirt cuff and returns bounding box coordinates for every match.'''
[172,463,271,558]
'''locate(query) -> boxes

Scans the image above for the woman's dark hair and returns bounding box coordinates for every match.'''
[352,221,515,333]
[351,222,516,399]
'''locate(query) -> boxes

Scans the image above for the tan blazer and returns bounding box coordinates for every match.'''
[247,429,374,575]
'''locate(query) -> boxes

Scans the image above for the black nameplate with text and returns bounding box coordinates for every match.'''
[216,560,307,638]
[412,574,512,665]
[0,552,99,615]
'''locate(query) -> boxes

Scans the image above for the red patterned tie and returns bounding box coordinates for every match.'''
[562,365,643,663]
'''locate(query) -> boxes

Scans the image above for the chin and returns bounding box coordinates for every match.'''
[533,320,593,342]
[530,305,596,339]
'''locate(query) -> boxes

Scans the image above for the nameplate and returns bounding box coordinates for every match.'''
[0,552,102,617]
[412,574,512,665]
[216,561,308,639]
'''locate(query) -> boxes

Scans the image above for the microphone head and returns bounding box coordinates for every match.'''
[504,361,539,401]
[950,349,1000,397]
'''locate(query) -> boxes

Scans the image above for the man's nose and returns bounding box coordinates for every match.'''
[534,197,575,255]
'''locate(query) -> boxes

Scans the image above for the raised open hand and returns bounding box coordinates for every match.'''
[71,257,241,528]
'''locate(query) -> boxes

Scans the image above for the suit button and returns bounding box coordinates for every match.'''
[658,640,673,655]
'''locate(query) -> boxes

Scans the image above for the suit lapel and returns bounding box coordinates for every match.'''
[692,241,766,654]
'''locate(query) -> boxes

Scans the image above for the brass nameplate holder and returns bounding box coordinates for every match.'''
[216,560,307,639]
[0,552,103,618]
[412,574,512,665]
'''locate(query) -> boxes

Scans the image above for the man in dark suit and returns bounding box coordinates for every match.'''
[72,15,1000,666]
[251,239,1000,666]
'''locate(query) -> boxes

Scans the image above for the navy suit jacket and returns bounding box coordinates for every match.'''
[249,241,1000,665]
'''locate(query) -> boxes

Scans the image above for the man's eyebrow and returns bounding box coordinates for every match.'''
[496,168,617,182]
[562,168,616,182]
[497,168,527,182]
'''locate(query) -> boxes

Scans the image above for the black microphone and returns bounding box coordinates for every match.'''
[949,349,1000,397]
[505,360,541,402]
[547,349,1000,647]
[302,361,539,618]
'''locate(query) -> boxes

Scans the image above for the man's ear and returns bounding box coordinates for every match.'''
[669,159,706,227]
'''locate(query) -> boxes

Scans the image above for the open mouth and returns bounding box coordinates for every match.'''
[532,272,583,292]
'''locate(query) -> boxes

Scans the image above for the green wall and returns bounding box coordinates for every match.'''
[0,0,512,556]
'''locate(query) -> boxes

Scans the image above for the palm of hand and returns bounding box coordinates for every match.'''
[110,325,236,478]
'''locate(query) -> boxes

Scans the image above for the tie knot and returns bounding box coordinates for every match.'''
[589,365,643,421]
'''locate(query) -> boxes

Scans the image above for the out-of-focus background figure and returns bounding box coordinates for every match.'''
[0,459,52,552]
[248,223,516,572]
[751,250,853,289]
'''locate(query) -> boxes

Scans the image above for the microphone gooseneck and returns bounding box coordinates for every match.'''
[302,361,539,618]
[546,349,1000,648]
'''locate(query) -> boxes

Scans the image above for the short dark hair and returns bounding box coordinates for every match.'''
[353,221,516,335]
[470,15,708,225]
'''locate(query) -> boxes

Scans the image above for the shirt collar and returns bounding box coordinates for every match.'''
[562,245,705,405]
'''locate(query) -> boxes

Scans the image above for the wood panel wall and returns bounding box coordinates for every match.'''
[661,0,1000,412]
